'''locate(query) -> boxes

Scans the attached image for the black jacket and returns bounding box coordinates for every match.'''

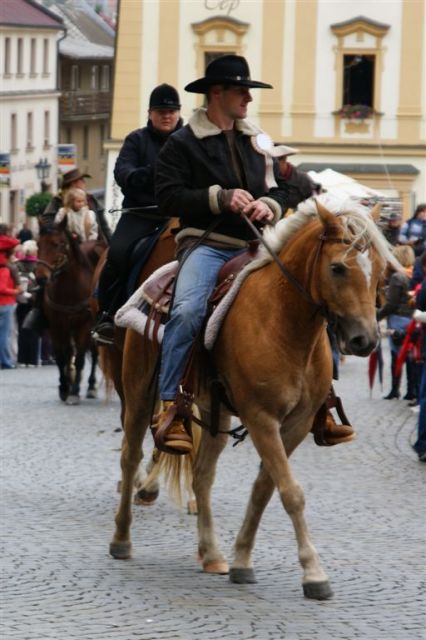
[155,109,288,244]
[114,119,183,209]
[416,278,426,358]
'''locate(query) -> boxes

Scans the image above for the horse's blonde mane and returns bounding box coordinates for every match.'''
[252,195,401,273]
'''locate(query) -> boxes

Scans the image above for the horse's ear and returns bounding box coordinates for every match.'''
[315,199,336,228]
[369,203,381,222]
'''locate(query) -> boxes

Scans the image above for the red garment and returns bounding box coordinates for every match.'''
[0,265,18,304]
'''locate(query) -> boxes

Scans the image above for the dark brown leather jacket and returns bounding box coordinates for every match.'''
[155,109,289,245]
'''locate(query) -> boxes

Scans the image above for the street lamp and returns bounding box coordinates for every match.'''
[35,158,51,192]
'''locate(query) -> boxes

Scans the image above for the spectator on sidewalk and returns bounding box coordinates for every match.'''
[0,235,22,369]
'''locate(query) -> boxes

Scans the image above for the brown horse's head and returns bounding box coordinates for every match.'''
[313,200,392,356]
[36,216,86,281]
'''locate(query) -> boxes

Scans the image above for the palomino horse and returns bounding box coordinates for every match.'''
[109,198,397,599]
[36,218,101,404]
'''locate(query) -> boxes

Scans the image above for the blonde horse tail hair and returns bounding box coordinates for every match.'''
[141,405,202,507]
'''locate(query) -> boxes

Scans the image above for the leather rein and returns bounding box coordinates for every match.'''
[241,213,370,323]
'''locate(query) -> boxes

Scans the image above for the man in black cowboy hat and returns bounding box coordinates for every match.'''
[152,54,290,453]
[92,83,183,344]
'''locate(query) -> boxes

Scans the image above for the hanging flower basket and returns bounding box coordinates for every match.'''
[333,104,377,120]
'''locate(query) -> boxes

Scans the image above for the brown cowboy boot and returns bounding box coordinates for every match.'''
[321,410,355,445]
[152,400,193,455]
[311,389,355,446]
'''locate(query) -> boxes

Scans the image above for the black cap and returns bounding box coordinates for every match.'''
[184,55,273,94]
[149,83,181,110]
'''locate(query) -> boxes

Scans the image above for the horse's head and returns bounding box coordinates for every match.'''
[314,200,393,356]
[36,217,72,281]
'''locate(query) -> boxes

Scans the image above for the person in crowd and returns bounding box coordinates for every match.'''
[42,167,110,242]
[0,235,22,369]
[16,221,33,243]
[398,203,426,257]
[377,244,416,400]
[15,240,39,367]
[381,211,402,246]
[277,153,321,212]
[92,83,183,344]
[151,55,289,453]
[410,249,426,289]
[412,273,426,461]
[54,188,98,242]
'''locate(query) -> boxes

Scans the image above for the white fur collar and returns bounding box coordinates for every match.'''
[188,107,262,139]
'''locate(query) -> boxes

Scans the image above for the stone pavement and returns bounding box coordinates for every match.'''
[1,355,424,640]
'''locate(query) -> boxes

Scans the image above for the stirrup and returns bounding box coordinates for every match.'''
[151,401,193,455]
[91,313,115,345]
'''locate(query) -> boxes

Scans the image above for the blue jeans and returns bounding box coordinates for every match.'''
[0,304,15,368]
[159,244,243,400]
[413,361,426,455]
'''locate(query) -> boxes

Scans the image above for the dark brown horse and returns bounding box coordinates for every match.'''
[36,218,102,404]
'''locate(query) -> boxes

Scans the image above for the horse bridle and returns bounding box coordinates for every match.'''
[37,234,91,314]
[242,214,371,323]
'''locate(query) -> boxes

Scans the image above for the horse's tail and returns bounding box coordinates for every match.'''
[141,406,202,507]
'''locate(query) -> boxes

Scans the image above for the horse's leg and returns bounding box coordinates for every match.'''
[232,412,332,599]
[193,411,229,574]
[133,450,160,506]
[53,344,71,401]
[66,345,85,405]
[86,344,98,399]
[230,462,275,584]
[110,376,153,559]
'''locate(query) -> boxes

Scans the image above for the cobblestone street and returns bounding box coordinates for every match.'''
[1,354,424,640]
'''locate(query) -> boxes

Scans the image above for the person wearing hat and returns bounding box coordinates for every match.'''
[381,210,403,246]
[151,54,291,453]
[41,168,110,240]
[92,83,183,344]
[0,235,22,369]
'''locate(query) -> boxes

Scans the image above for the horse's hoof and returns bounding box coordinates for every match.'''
[86,388,97,399]
[229,567,257,584]
[65,395,80,406]
[303,580,333,600]
[187,499,198,515]
[134,488,159,506]
[109,541,132,559]
[203,560,229,575]
[59,390,68,402]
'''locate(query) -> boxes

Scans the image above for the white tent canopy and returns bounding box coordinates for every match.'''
[307,168,384,199]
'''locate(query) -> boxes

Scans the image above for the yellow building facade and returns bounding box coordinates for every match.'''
[105,0,426,221]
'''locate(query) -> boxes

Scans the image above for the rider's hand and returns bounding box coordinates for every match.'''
[241,199,274,223]
[220,188,254,213]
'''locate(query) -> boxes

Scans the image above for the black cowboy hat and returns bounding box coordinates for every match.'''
[61,168,92,188]
[149,83,181,110]
[184,54,273,94]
